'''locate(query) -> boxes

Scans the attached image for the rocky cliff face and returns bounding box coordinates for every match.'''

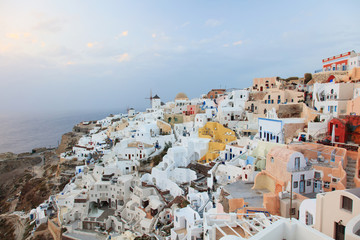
[0,126,87,240]
[56,131,83,155]
[0,153,42,175]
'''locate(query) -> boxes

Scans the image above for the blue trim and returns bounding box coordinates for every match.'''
[258,118,282,123]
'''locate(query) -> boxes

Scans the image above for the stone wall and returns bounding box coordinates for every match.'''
[48,218,62,240]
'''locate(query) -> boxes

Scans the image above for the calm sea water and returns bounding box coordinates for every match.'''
[0,110,124,154]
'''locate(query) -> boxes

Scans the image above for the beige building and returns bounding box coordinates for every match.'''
[252,77,279,91]
[246,89,304,118]
[315,188,360,240]
[156,120,172,135]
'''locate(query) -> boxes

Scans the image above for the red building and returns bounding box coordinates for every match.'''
[328,116,360,144]
[322,51,353,72]
[184,105,197,116]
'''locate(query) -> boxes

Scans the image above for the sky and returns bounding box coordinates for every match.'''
[0,0,360,115]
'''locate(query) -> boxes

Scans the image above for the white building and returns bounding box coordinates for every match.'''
[348,52,360,71]
[171,206,203,240]
[203,212,332,240]
[128,108,136,117]
[220,143,246,161]
[258,117,304,144]
[299,198,317,226]
[313,82,355,117]
[217,90,249,128]
[142,146,198,197]
[152,94,161,109]
[194,114,208,129]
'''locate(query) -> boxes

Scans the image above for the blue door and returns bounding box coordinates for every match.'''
[300,181,305,193]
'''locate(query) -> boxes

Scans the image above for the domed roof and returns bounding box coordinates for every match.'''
[175,92,189,101]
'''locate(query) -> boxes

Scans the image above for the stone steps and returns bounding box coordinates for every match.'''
[344,158,357,188]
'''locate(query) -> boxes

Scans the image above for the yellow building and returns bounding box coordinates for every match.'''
[198,122,236,164]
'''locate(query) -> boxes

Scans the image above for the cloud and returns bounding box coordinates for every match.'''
[87,42,98,48]
[151,32,170,40]
[115,53,130,62]
[181,21,190,28]
[233,40,243,46]
[223,44,229,47]
[115,31,128,39]
[6,33,20,39]
[66,61,75,65]
[5,32,39,45]
[154,53,161,57]
[33,18,65,33]
[0,43,12,53]
[175,45,186,53]
[205,19,222,27]
[41,42,46,47]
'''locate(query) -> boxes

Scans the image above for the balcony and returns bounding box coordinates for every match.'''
[287,165,312,173]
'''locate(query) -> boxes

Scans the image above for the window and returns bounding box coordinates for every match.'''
[314,172,321,179]
[293,181,298,188]
[271,157,274,163]
[341,196,353,212]
[307,180,311,186]
[295,157,300,170]
[324,181,330,188]
[290,208,296,215]
[305,211,313,225]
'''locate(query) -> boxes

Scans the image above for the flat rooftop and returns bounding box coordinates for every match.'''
[223,181,269,208]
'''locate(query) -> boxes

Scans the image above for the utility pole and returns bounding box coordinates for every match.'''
[290,173,293,221]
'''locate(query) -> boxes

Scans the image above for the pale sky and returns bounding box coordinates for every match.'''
[0,0,359,114]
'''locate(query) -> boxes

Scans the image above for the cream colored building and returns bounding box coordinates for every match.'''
[315,188,360,240]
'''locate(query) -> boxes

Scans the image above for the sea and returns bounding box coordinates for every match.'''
[0,109,126,154]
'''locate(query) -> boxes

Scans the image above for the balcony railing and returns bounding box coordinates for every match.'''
[287,165,312,172]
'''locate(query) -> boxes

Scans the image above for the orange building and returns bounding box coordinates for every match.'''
[207,89,226,99]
